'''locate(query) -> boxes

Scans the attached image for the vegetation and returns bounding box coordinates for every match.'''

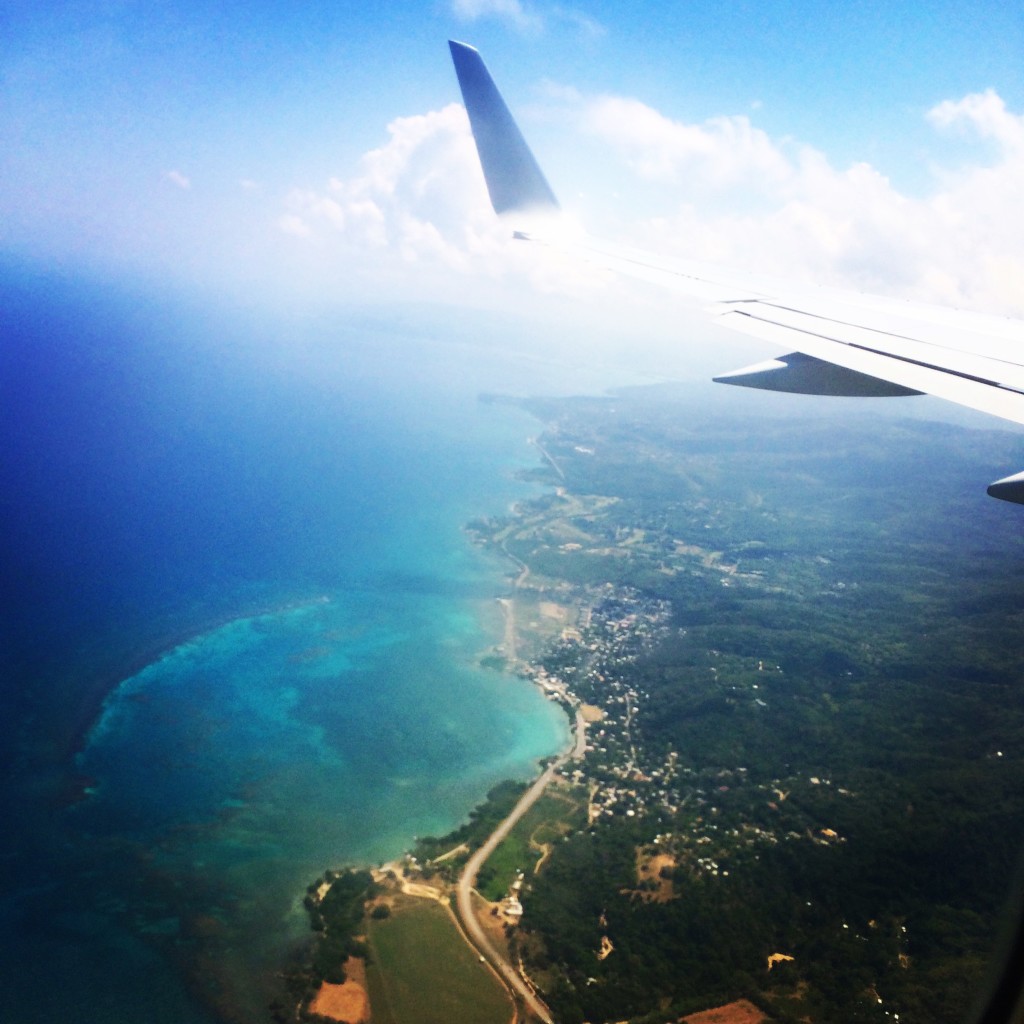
[469,386,1024,1023]
[294,384,1024,1024]
[282,868,378,1018]
[364,900,512,1024]
[413,779,528,866]
[302,869,377,987]
[476,789,586,902]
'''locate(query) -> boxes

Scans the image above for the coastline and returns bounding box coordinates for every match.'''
[293,494,589,1023]
[4,291,645,1024]
[67,573,569,1024]
[299,740,584,1024]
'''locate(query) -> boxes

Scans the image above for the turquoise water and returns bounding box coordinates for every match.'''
[2,276,634,1022]
[73,593,567,1018]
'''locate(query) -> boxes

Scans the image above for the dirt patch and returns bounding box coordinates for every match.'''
[532,840,553,873]
[640,851,675,878]
[680,998,767,1024]
[373,861,445,902]
[579,703,605,723]
[401,880,444,900]
[587,781,601,824]
[628,848,676,902]
[539,601,567,621]
[478,897,515,957]
[309,957,370,1023]
[432,842,469,863]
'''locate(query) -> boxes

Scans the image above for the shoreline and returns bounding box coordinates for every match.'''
[294,514,589,1023]
[288,421,585,1018]
[60,572,567,1024]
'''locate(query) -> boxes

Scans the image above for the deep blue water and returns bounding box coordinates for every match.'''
[0,266,629,1022]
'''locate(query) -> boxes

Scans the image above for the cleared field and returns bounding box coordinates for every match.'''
[365,900,512,1024]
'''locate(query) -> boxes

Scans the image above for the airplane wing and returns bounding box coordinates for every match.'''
[448,40,1024,504]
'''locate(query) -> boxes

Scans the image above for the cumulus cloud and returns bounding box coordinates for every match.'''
[279,86,1024,318]
[583,96,792,193]
[277,101,601,301]
[281,104,490,267]
[582,89,1024,315]
[928,88,1024,152]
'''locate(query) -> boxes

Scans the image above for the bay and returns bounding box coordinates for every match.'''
[0,270,639,1023]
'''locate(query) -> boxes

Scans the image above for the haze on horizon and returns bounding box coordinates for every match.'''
[2,0,1022,343]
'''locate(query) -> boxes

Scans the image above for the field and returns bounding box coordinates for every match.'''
[364,899,512,1024]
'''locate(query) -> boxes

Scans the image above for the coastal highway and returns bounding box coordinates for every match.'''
[455,708,586,1023]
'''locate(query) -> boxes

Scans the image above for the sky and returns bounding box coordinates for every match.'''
[2,0,1023,333]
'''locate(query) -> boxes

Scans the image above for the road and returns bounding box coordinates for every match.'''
[455,708,586,1023]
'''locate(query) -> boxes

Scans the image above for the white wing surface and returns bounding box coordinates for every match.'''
[448,41,1024,504]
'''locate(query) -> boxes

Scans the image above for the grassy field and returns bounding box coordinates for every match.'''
[478,787,586,902]
[365,900,512,1024]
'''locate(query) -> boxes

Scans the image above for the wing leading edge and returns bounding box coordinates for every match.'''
[449,41,558,215]
[448,41,1024,504]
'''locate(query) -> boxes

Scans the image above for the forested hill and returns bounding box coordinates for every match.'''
[475,386,1024,1024]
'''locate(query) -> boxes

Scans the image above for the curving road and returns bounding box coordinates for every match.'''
[455,709,586,1023]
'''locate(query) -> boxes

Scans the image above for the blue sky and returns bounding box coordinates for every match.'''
[2,0,1022,320]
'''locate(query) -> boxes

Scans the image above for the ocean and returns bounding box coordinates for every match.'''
[0,266,625,1022]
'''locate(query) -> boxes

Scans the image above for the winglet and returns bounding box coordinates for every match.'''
[449,40,559,215]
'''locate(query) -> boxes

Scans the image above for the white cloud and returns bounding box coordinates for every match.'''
[581,90,1024,316]
[551,6,606,39]
[281,104,491,267]
[449,0,603,36]
[451,0,539,31]
[277,87,1024,319]
[164,169,191,190]
[583,96,792,193]
[276,102,602,303]
[278,213,311,238]
[927,89,1024,153]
